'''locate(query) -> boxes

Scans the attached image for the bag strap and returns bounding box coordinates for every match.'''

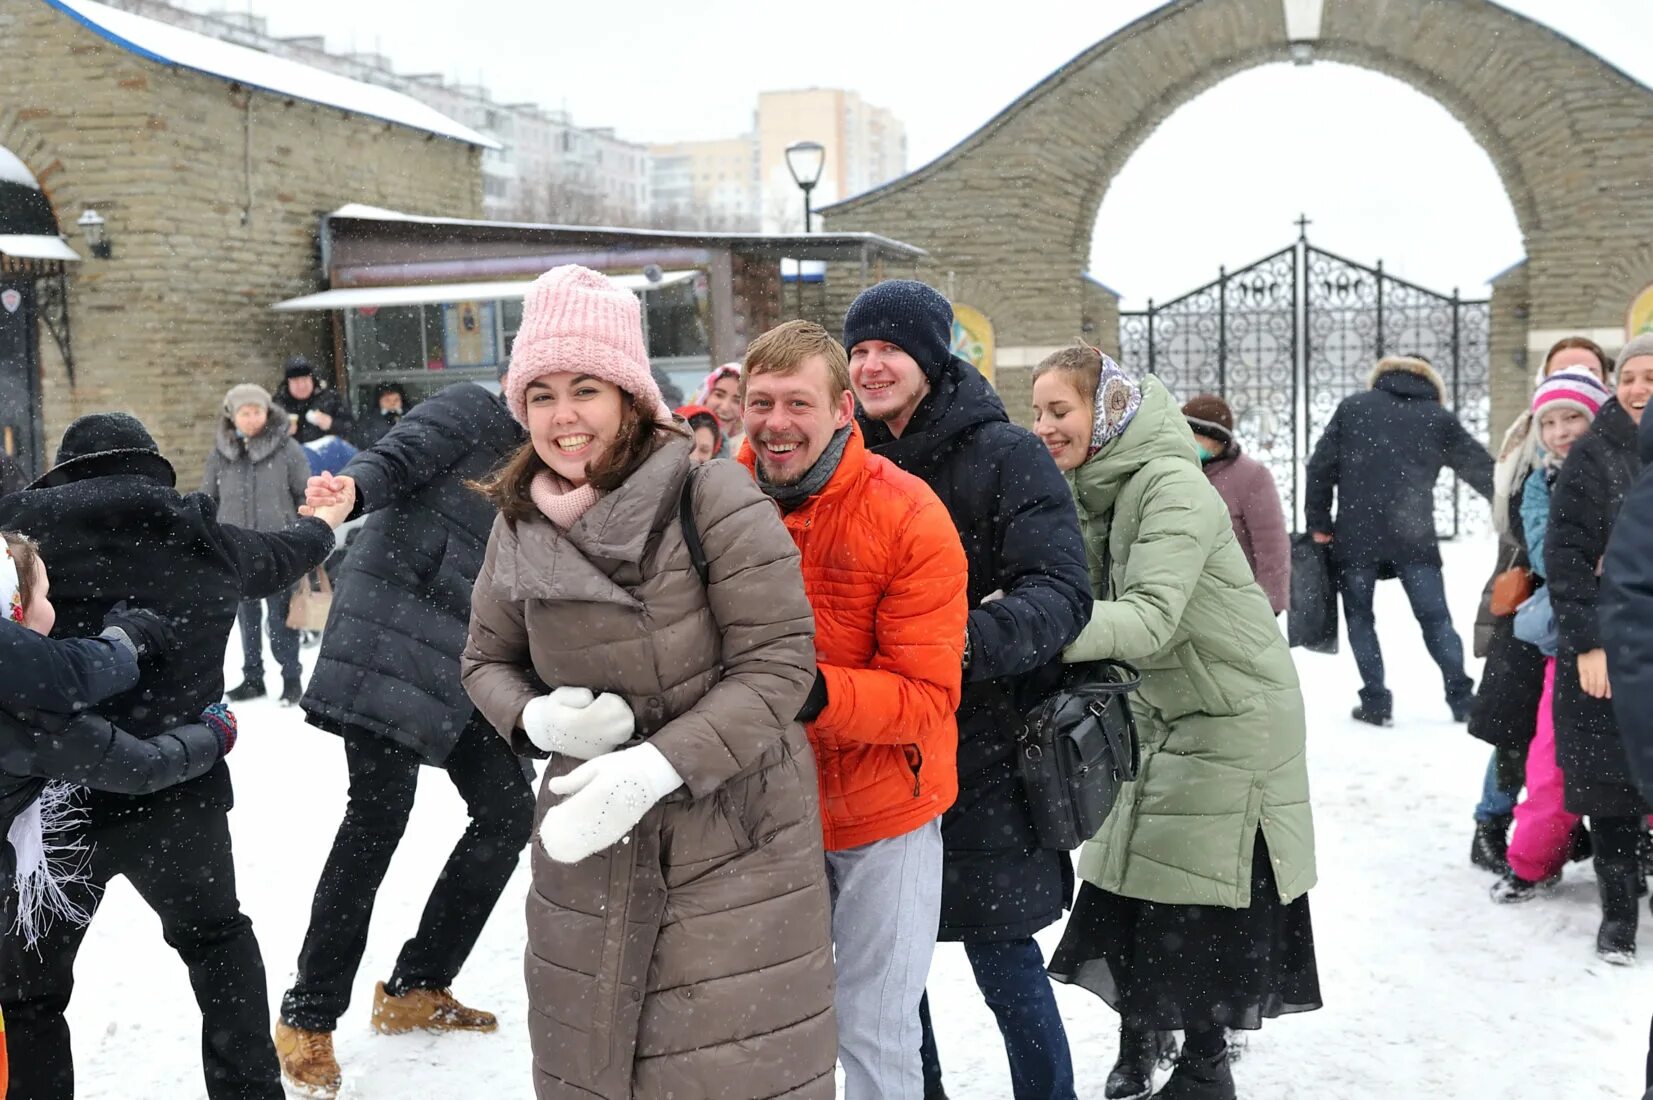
[678,467,709,588]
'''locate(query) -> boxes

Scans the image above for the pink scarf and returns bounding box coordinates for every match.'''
[530,469,602,529]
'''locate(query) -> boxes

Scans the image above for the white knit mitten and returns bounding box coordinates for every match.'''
[521,688,634,760]
[539,743,684,863]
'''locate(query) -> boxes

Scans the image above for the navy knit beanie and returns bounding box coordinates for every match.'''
[842,280,955,381]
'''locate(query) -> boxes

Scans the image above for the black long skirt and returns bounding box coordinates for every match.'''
[1048,831,1322,1031]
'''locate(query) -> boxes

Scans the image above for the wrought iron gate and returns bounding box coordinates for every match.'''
[1118,230,1489,535]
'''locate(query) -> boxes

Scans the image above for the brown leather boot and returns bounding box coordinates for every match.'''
[371,981,498,1034]
[274,1020,341,1099]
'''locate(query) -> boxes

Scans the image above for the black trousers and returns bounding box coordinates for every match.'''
[1,796,281,1100]
[279,715,534,1031]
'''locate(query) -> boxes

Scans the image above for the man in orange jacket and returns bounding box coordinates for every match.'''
[738,320,968,1100]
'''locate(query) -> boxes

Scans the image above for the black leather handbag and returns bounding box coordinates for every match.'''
[1017,659,1142,851]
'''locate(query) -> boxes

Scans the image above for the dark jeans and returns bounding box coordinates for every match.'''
[1,796,282,1100]
[238,589,300,681]
[279,715,535,1031]
[1339,564,1473,717]
[919,938,1076,1100]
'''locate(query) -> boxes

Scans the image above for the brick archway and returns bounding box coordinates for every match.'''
[823,0,1653,417]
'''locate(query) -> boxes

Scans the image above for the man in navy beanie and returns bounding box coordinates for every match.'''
[845,280,1092,1100]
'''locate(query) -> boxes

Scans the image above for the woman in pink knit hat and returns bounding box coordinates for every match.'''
[463,265,835,1099]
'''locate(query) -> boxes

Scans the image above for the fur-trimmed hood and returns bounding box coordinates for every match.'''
[1368,356,1445,403]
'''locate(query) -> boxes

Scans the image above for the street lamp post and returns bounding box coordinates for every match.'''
[784,141,825,319]
[784,140,826,231]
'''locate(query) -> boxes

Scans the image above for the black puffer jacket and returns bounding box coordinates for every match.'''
[1305,358,1493,567]
[1546,397,1646,815]
[0,462,333,809]
[1602,413,1653,808]
[274,379,354,446]
[302,383,523,764]
[860,357,1092,941]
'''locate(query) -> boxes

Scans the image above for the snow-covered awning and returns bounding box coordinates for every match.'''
[0,235,81,263]
[43,0,496,148]
[271,271,697,312]
[0,145,79,263]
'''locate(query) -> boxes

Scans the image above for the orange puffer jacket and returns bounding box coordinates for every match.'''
[741,425,968,850]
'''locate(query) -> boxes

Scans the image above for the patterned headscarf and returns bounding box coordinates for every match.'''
[1088,351,1144,458]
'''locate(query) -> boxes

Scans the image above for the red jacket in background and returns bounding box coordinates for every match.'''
[740,424,968,850]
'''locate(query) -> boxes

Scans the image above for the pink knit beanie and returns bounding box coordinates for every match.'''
[1532,365,1610,422]
[504,265,669,425]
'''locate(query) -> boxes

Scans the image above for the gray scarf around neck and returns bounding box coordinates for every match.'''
[756,424,853,510]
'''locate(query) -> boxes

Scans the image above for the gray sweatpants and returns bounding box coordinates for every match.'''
[824,817,944,1100]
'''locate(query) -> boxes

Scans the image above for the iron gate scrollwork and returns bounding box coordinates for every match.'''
[1119,231,1489,536]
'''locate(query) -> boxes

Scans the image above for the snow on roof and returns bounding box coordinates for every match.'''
[42,0,497,149]
[0,147,41,190]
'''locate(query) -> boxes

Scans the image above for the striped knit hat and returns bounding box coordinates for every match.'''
[1532,365,1610,422]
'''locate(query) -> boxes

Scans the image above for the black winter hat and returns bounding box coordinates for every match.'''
[842,280,955,381]
[284,355,314,379]
[33,412,175,489]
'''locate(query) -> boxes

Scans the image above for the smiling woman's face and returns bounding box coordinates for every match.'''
[1618,357,1653,426]
[525,373,625,486]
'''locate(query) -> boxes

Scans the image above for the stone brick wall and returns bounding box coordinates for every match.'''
[1489,262,1532,447]
[0,0,481,482]
[823,0,1653,444]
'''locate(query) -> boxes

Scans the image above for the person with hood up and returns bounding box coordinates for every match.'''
[675,403,723,463]
[461,265,835,1100]
[273,376,531,1100]
[1544,334,1653,964]
[1468,338,1612,875]
[351,381,414,450]
[201,382,311,704]
[1035,347,1320,1100]
[1181,393,1291,614]
[1305,355,1494,726]
[0,532,236,1092]
[274,355,354,447]
[690,361,745,454]
[845,279,1093,1100]
[0,412,353,1100]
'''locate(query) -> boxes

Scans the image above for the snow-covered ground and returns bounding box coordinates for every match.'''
[59,539,1650,1099]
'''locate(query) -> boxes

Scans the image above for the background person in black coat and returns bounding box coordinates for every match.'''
[350,381,413,451]
[1305,355,1494,725]
[0,413,345,1100]
[847,281,1092,1100]
[1600,374,1653,1092]
[274,381,533,1093]
[1546,335,1653,965]
[273,355,354,446]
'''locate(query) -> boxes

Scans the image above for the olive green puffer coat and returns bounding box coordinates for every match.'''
[1064,377,1316,908]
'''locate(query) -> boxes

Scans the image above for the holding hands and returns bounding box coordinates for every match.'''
[300,472,357,529]
[522,687,635,759]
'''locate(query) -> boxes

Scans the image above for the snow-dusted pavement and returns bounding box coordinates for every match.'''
[60,539,1650,1099]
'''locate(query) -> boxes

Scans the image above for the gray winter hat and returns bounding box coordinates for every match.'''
[1615,333,1653,374]
[223,382,272,417]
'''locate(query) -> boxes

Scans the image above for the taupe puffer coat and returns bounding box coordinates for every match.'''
[462,438,835,1100]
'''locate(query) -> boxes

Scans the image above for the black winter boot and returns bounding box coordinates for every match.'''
[280,677,303,706]
[1472,815,1512,874]
[1596,858,1640,965]
[1155,1046,1236,1100]
[227,678,265,702]
[1350,705,1393,728]
[1568,824,1594,864]
[1106,1025,1178,1099]
[1490,867,1558,903]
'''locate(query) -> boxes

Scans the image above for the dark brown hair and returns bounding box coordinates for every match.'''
[3,531,41,617]
[474,390,684,522]
[1032,342,1105,399]
[1545,335,1612,380]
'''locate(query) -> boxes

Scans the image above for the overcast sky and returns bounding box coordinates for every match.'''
[186,0,1653,307]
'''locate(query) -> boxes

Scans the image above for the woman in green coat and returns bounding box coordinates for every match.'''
[1034,347,1320,1100]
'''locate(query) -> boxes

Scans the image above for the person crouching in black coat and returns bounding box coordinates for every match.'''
[272,381,531,1098]
[0,412,350,1100]
[1549,335,1653,965]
